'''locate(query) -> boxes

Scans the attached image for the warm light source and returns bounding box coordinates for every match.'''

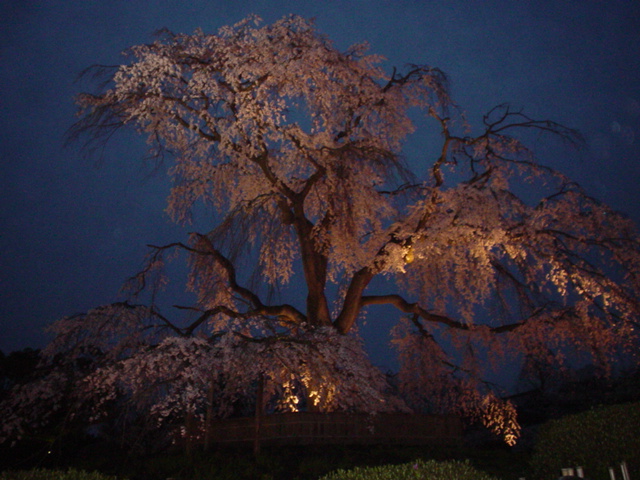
[282,379,300,412]
[404,246,414,264]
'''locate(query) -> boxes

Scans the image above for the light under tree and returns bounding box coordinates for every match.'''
[3,15,639,448]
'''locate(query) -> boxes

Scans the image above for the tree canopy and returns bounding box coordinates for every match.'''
[3,15,639,448]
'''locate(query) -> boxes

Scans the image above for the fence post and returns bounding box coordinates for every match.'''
[185,410,196,458]
[204,375,215,451]
[253,374,265,456]
[620,462,630,480]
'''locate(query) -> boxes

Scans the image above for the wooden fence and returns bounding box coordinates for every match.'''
[206,412,462,447]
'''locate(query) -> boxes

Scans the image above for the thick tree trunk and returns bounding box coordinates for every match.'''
[294,215,332,327]
[334,267,374,334]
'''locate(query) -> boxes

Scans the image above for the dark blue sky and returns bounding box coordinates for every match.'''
[1,1,639,369]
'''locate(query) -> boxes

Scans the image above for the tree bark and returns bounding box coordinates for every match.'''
[293,213,332,327]
[334,268,374,334]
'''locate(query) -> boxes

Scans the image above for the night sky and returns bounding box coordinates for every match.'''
[1,1,639,370]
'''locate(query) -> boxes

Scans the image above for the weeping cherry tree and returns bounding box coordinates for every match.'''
[3,15,640,448]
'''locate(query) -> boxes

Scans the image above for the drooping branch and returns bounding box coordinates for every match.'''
[382,64,449,102]
[360,294,551,334]
[424,104,583,194]
[140,235,307,328]
[361,294,470,330]
[482,104,584,146]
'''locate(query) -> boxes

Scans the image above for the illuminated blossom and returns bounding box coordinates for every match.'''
[3,15,640,447]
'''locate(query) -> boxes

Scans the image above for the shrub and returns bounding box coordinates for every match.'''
[529,402,640,480]
[318,459,498,480]
[0,470,123,480]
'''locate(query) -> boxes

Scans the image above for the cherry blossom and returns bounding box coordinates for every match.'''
[3,15,640,447]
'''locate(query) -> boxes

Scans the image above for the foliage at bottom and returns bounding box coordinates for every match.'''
[529,401,640,480]
[0,469,123,480]
[318,459,499,480]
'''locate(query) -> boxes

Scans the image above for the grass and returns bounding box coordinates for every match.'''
[1,441,531,480]
[0,422,534,480]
